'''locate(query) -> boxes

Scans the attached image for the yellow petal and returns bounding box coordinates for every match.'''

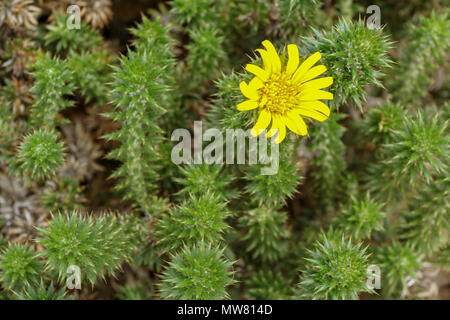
[296,100,330,117]
[237,100,258,111]
[260,95,268,108]
[292,52,322,83]
[284,115,301,135]
[298,65,327,83]
[286,111,308,135]
[299,77,333,91]
[246,64,269,82]
[256,49,272,73]
[239,81,258,100]
[275,118,286,143]
[266,115,279,138]
[262,40,281,73]
[298,90,333,101]
[251,109,271,137]
[293,108,329,122]
[286,44,299,75]
[248,77,264,90]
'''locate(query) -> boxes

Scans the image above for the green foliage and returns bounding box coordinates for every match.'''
[37,211,139,286]
[387,112,448,184]
[40,176,85,212]
[390,10,450,102]
[44,11,103,54]
[309,113,346,210]
[132,239,163,271]
[0,98,21,161]
[238,205,290,262]
[298,230,372,300]
[437,246,450,269]
[67,50,111,105]
[170,0,230,93]
[116,282,153,300]
[402,175,449,255]
[159,242,235,299]
[302,18,393,109]
[15,128,65,180]
[336,194,385,240]
[245,270,294,299]
[105,17,176,214]
[367,111,448,199]
[14,281,71,300]
[175,164,238,201]
[244,143,302,207]
[360,101,405,145]
[155,191,230,252]
[29,52,74,129]
[0,0,446,301]
[185,26,228,89]
[277,0,321,40]
[0,243,42,291]
[207,72,255,132]
[170,0,220,27]
[233,0,271,35]
[375,242,422,297]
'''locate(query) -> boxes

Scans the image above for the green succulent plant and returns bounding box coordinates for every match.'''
[298,230,373,300]
[0,243,42,291]
[37,211,139,286]
[15,128,65,180]
[159,242,235,299]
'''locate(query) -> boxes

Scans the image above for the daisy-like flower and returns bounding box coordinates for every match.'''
[237,40,333,143]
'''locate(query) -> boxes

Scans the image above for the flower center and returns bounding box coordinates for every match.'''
[258,72,299,115]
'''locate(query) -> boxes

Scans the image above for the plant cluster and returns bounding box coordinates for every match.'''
[0,0,448,300]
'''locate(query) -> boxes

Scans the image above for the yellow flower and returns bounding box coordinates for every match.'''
[237,40,333,143]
